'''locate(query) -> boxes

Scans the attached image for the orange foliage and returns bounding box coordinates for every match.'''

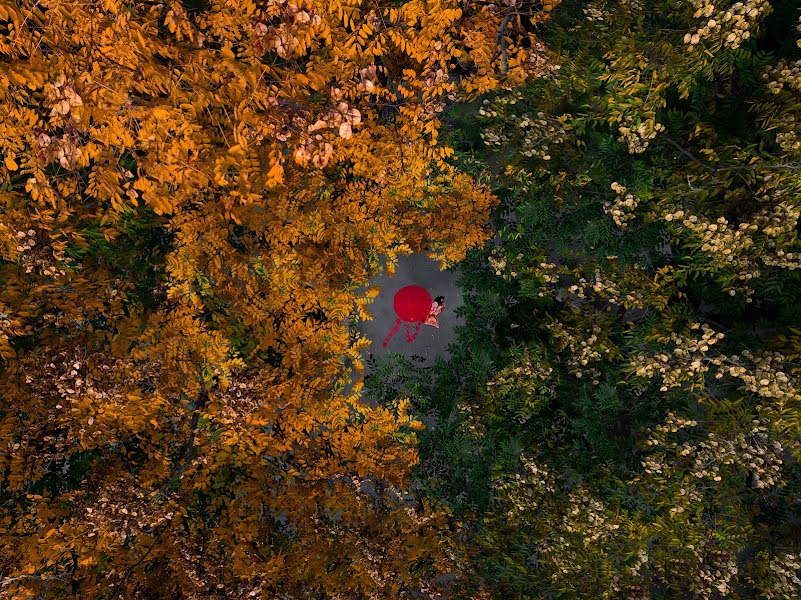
[0,0,552,596]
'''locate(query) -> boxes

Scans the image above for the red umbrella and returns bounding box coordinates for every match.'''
[382,285,445,347]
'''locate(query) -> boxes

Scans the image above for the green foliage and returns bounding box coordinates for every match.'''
[397,0,801,597]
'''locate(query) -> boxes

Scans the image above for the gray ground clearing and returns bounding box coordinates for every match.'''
[359,254,463,369]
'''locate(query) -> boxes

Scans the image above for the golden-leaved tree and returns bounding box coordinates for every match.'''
[0,0,552,596]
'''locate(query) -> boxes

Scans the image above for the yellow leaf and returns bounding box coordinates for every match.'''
[4,155,18,171]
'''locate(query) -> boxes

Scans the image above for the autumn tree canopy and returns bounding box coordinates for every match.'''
[0,0,553,597]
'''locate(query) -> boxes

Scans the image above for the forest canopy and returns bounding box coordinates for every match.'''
[2,0,801,598]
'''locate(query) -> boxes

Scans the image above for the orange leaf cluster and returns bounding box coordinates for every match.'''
[0,0,552,596]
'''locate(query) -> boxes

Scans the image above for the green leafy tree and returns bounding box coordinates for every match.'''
[390,0,801,597]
